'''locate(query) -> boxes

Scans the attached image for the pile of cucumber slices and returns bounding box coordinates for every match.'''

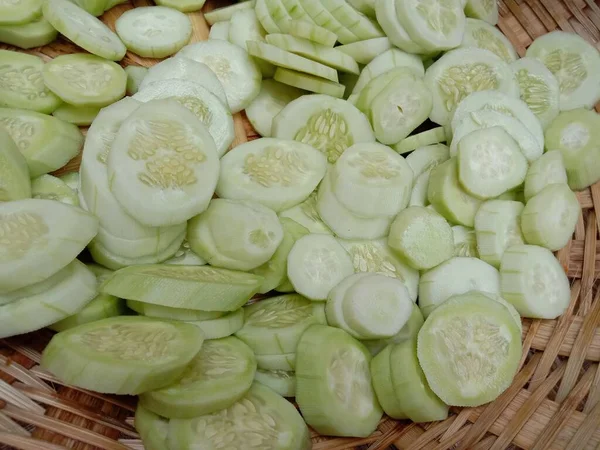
[1,0,600,446]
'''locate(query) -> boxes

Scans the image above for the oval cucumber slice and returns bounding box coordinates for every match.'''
[405,143,450,176]
[370,345,406,418]
[135,405,169,450]
[254,369,296,397]
[124,65,148,96]
[204,0,256,24]
[0,127,30,202]
[394,127,447,154]
[0,0,42,25]
[186,309,244,339]
[274,67,345,98]
[336,37,393,65]
[68,0,108,16]
[127,300,223,321]
[464,0,498,24]
[453,225,478,257]
[31,174,79,205]
[524,150,568,201]
[0,17,57,49]
[52,104,101,126]
[208,21,230,40]
[287,20,337,47]
[256,352,296,370]
[375,0,425,54]
[279,191,333,234]
[460,18,516,62]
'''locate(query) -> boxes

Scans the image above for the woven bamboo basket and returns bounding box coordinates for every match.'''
[1,0,600,448]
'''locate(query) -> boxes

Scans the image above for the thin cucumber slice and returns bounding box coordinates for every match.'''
[336,38,392,65]
[0,0,42,25]
[409,171,430,207]
[453,225,479,256]
[0,17,57,49]
[500,244,570,319]
[208,21,230,40]
[370,345,406,418]
[165,240,207,266]
[204,0,256,25]
[279,0,313,22]
[0,127,30,202]
[124,66,147,96]
[406,144,450,177]
[273,94,375,163]
[179,39,261,113]
[0,50,61,114]
[424,48,519,126]
[127,300,223,321]
[245,79,304,137]
[511,57,560,129]
[347,0,376,17]
[0,199,98,293]
[52,104,100,126]
[229,9,274,78]
[287,233,354,300]
[319,0,384,40]
[524,150,568,201]
[375,0,425,54]
[526,31,600,111]
[297,0,360,44]
[135,405,169,450]
[187,308,244,339]
[296,324,382,437]
[521,183,579,251]
[388,206,454,270]
[418,256,500,317]
[42,316,204,395]
[217,137,327,212]
[236,294,321,354]
[67,0,108,16]
[263,0,293,31]
[355,67,419,115]
[460,18,516,62]
[31,174,78,205]
[545,108,600,190]
[256,352,296,370]
[427,158,482,227]
[394,128,447,154]
[362,303,425,355]
[50,293,124,332]
[133,79,234,157]
[107,99,219,227]
[464,0,498,24]
[255,0,282,34]
[276,280,295,292]
[168,383,310,450]
[279,191,333,234]
[474,200,525,268]
[331,142,413,217]
[140,336,256,419]
[286,20,337,47]
[274,67,345,98]
[418,291,521,406]
[154,0,205,12]
[43,0,126,61]
[101,264,263,312]
[480,292,522,332]
[254,369,296,397]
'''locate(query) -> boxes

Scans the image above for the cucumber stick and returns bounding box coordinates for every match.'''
[0,127,30,202]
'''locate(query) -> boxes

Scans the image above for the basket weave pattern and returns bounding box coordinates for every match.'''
[1,0,600,448]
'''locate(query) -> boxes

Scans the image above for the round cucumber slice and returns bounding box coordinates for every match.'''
[460,18,516,62]
[273,67,345,98]
[135,405,169,450]
[417,291,521,406]
[254,369,296,397]
[279,191,333,235]
[524,150,568,201]
[43,0,126,61]
[256,352,296,370]
[187,308,244,339]
[127,300,222,321]
[31,174,78,205]
[464,0,498,24]
[0,0,42,25]
[42,316,204,395]
[0,127,30,202]
[452,225,478,257]
[355,67,419,115]
[208,21,230,40]
[394,128,447,154]
[296,324,382,437]
[375,0,426,54]
[336,37,393,65]
[52,104,100,126]
[140,336,256,419]
[526,31,600,111]
[165,240,207,266]
[204,0,256,25]
[0,17,58,49]
[287,20,338,47]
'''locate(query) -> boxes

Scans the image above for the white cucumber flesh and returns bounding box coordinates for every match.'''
[452,225,479,257]
[254,369,296,397]
[464,0,498,24]
[336,37,393,65]
[524,150,568,201]
[204,0,256,25]
[375,0,425,54]
[274,67,345,98]
[208,21,230,40]
[31,174,79,205]
[460,18,516,62]
[394,128,447,154]
[279,191,333,235]
[405,143,450,177]
[0,127,30,202]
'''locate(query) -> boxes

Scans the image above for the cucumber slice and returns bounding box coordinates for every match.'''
[524,150,568,201]
[50,293,125,332]
[0,17,57,49]
[287,20,337,47]
[31,174,78,205]
[273,94,375,163]
[460,18,515,62]
[464,0,498,24]
[135,405,169,450]
[279,0,313,23]
[544,108,600,190]
[165,240,207,266]
[521,183,579,251]
[0,50,61,114]
[526,31,600,111]
[355,67,419,115]
[418,256,500,317]
[217,138,327,212]
[263,0,293,31]
[0,127,30,202]
[101,265,263,312]
[336,38,392,65]
[319,0,384,40]
[453,225,478,257]
[500,244,570,319]
[229,9,274,77]
[427,158,482,227]
[254,369,296,397]
[154,0,205,12]
[208,21,230,40]
[133,79,234,157]
[0,0,42,25]
[42,316,204,394]
[43,0,126,61]
[394,128,447,154]
[411,171,433,205]
[474,200,525,268]
[347,0,376,17]
[424,48,519,126]
[179,40,261,113]
[297,0,360,44]
[296,324,382,437]
[236,294,321,354]
[287,233,354,300]
[388,206,454,270]
[405,143,450,176]
[279,191,333,234]
[127,300,222,321]
[480,292,522,332]
[370,345,406,418]
[168,382,310,450]
[204,0,256,25]
[188,308,245,339]
[140,336,256,419]
[274,67,345,98]
[331,142,413,217]
[67,0,107,16]
[375,0,425,54]
[362,302,424,355]
[107,99,219,227]
[246,79,304,137]
[255,0,282,34]
[103,0,126,10]
[418,291,521,406]
[256,352,296,370]
[52,104,100,126]
[124,66,147,96]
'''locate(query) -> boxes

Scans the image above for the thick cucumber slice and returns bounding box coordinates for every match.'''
[394,128,447,154]
[127,300,222,321]
[140,336,256,419]
[405,143,450,176]
[42,316,204,394]
[464,0,498,24]
[52,104,100,126]
[107,99,219,227]
[135,405,169,450]
[408,172,428,204]
[179,40,261,113]
[168,383,310,450]
[375,0,425,54]
[255,0,282,34]
[286,20,337,47]
[279,191,333,234]
[51,293,125,332]
[254,369,296,397]
[204,0,256,24]
[526,31,600,111]
[187,308,244,339]
[319,0,384,40]
[460,18,515,62]
[425,48,519,126]
[43,53,125,108]
[43,0,126,61]
[296,325,382,437]
[154,0,205,11]
[500,244,570,319]
[67,0,108,16]
[31,174,78,205]
[521,184,579,251]
[524,150,568,201]
[418,256,500,317]
[274,67,345,98]
[165,240,207,266]
[474,200,524,268]
[0,128,30,202]
[0,199,98,293]
[94,225,185,260]
[0,0,42,25]
[0,17,57,49]
[208,21,230,40]
[481,292,522,332]
[355,67,419,115]
[510,57,560,129]
[133,79,234,157]
[217,138,327,212]
[362,302,424,355]
[370,345,406,418]
[229,9,274,77]
[273,94,375,163]
[125,66,148,95]
[101,265,263,311]
[287,233,354,300]
[0,260,96,338]
[297,0,359,44]
[256,352,296,370]
[418,291,521,406]
[545,108,600,190]
[337,37,392,65]
[453,225,478,257]
[388,206,454,270]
